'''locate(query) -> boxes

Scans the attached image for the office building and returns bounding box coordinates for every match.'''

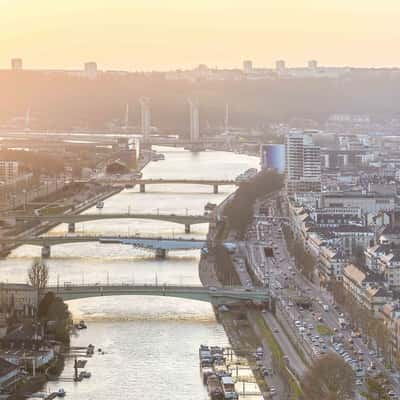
[11,58,22,71]
[260,144,285,173]
[285,132,321,193]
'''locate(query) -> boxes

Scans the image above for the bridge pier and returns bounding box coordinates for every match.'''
[155,248,167,259]
[41,245,51,258]
[68,222,76,233]
[185,224,191,234]
[213,184,219,194]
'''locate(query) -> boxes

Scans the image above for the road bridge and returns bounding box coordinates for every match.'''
[5,235,207,258]
[46,284,269,305]
[96,178,238,194]
[12,212,211,233]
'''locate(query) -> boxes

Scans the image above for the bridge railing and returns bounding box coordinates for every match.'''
[20,234,208,241]
[46,283,258,291]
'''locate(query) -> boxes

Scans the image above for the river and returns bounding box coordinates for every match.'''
[1,147,259,399]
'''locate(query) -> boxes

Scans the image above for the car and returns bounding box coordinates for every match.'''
[355,379,363,386]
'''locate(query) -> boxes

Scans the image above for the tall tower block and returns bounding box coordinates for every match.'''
[139,97,151,138]
[188,99,200,142]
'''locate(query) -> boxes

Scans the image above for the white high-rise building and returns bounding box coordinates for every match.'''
[11,58,23,71]
[188,99,200,141]
[243,60,253,73]
[0,160,18,183]
[84,62,98,79]
[139,98,151,138]
[285,132,321,193]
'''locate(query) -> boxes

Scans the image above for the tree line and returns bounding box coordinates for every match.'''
[223,170,283,238]
[282,224,316,281]
[3,71,400,131]
[331,281,393,367]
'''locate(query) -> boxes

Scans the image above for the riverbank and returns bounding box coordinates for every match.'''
[198,180,303,400]
[0,155,152,258]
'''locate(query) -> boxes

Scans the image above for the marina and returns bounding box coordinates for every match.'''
[200,345,263,399]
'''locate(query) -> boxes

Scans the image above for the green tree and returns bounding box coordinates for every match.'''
[38,291,72,343]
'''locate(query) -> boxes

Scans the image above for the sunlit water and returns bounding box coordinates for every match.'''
[1,147,259,399]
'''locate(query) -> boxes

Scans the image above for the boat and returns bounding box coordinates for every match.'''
[75,320,87,330]
[79,371,91,379]
[207,374,224,400]
[151,152,165,161]
[86,344,95,355]
[57,388,66,397]
[96,201,104,209]
[204,202,217,211]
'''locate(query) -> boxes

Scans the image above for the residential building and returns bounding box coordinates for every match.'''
[381,302,400,355]
[318,246,347,283]
[321,192,396,214]
[285,132,321,193]
[0,284,38,316]
[342,264,389,315]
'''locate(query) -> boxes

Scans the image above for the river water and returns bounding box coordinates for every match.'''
[1,147,259,399]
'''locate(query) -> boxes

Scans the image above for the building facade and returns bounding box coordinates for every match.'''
[285,133,321,193]
[0,161,18,183]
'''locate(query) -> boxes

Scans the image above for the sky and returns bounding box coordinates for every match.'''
[1,0,400,70]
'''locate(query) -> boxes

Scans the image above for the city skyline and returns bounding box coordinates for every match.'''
[2,0,400,70]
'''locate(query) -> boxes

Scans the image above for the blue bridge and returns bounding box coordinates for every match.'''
[6,235,207,258]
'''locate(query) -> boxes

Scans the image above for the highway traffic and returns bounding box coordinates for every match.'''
[234,192,400,399]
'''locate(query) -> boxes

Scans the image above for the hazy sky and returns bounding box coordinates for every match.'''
[1,0,400,70]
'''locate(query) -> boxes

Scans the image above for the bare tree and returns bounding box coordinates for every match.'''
[28,258,49,290]
[302,354,355,400]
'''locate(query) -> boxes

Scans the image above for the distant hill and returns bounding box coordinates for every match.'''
[1,71,400,134]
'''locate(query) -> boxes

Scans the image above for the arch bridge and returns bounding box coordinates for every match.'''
[45,284,269,305]
[95,178,238,194]
[13,212,210,233]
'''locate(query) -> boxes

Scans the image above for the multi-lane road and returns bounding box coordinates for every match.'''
[236,193,400,399]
